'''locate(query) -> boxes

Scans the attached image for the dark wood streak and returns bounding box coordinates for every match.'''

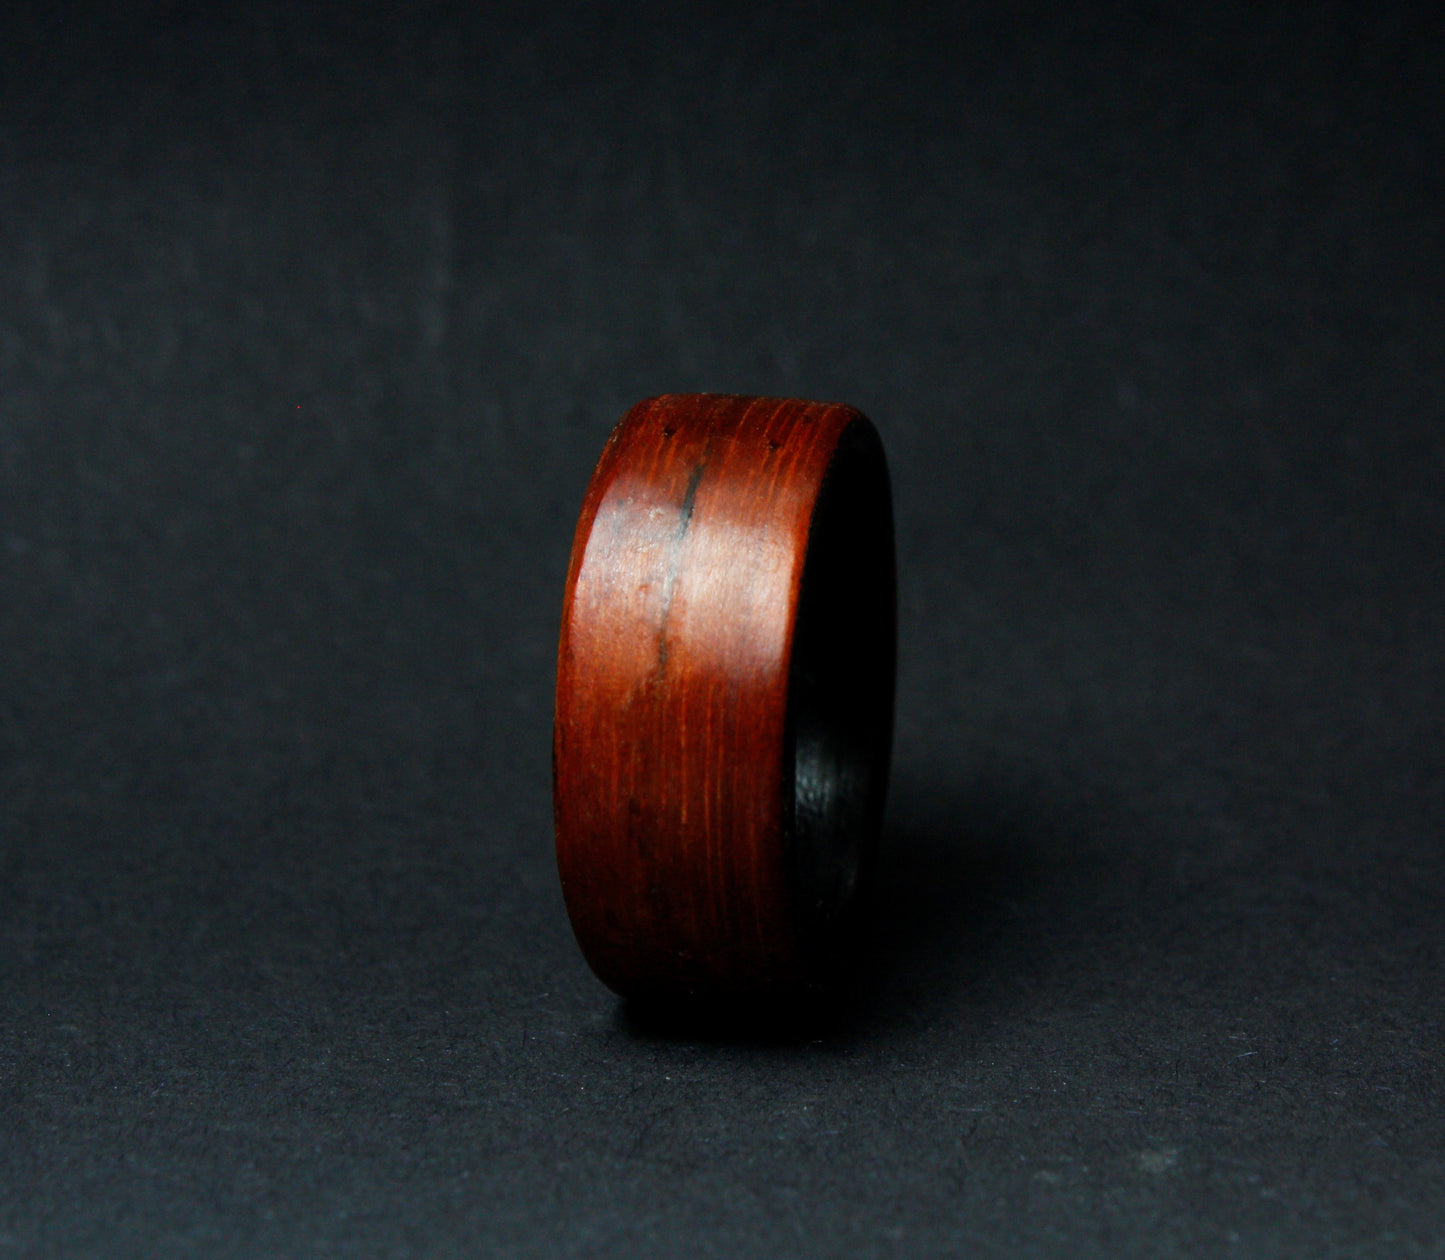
[678,461,706,525]
[652,460,708,674]
[553,394,894,1003]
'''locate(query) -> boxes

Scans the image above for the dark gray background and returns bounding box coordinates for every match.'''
[2,2,1443,1255]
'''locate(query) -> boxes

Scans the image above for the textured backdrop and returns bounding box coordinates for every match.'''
[2,3,1443,1255]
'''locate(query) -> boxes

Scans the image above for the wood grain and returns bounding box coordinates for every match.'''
[553,394,895,1003]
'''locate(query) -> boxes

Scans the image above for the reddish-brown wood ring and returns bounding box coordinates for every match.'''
[553,394,895,1004]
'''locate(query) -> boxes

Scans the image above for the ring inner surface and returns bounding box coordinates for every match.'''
[787,419,895,938]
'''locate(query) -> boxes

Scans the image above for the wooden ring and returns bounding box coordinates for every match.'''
[553,394,895,1004]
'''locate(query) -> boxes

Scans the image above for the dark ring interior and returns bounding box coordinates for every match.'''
[786,418,896,945]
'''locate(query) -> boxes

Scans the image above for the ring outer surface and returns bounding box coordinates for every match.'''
[553,393,894,1004]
